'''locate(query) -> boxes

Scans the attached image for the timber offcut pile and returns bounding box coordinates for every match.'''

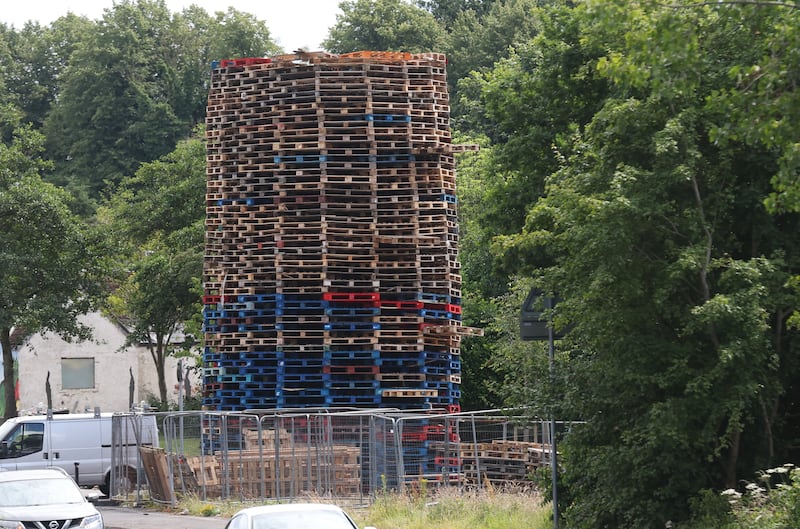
[203,51,480,418]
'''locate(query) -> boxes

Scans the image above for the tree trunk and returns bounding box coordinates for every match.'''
[0,327,18,420]
[722,424,742,489]
[156,334,168,410]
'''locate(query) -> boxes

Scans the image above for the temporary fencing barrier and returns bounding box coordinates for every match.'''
[117,408,558,505]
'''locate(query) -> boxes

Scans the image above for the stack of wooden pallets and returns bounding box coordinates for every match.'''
[203,51,477,415]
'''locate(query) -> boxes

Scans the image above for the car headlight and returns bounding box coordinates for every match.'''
[80,513,104,529]
[0,521,23,529]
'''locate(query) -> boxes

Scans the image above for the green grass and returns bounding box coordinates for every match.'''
[356,488,551,529]
[171,488,551,529]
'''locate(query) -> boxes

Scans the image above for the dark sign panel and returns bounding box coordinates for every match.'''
[520,288,569,341]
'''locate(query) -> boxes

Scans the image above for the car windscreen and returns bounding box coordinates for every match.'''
[252,509,356,529]
[0,477,85,506]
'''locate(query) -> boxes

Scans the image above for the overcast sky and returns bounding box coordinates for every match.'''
[2,0,343,52]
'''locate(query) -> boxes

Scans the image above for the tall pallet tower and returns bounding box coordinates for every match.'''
[203,52,474,413]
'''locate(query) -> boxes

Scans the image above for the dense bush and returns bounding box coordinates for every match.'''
[683,465,800,529]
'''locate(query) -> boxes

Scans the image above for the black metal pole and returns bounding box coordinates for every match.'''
[547,298,559,529]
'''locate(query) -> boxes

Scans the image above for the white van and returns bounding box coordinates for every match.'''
[0,411,158,495]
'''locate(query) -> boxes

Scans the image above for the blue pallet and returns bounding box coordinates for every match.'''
[278,373,326,384]
[374,154,415,164]
[420,365,451,376]
[326,380,381,390]
[279,360,324,375]
[239,367,279,376]
[280,299,328,309]
[202,396,242,407]
[274,154,326,164]
[278,391,328,408]
[237,309,276,318]
[324,322,381,331]
[203,352,224,363]
[325,307,380,317]
[366,113,411,123]
[325,395,382,405]
[402,447,428,457]
[239,395,278,408]
[419,309,456,319]
[237,293,282,303]
[210,359,248,368]
[240,350,284,360]
[323,349,380,360]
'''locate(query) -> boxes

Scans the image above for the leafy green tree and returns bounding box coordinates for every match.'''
[168,6,280,127]
[445,0,544,90]
[479,2,800,526]
[463,1,608,268]
[44,0,185,202]
[0,112,105,418]
[3,15,93,128]
[102,134,205,409]
[416,0,495,27]
[105,131,206,244]
[323,0,446,53]
[453,134,510,409]
[704,3,800,214]
[43,0,278,206]
[107,244,201,409]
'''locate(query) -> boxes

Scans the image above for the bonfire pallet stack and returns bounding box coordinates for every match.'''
[203,51,469,414]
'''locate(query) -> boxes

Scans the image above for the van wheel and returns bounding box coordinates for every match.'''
[101,467,137,497]
[100,475,110,496]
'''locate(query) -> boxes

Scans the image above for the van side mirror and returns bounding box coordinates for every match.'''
[0,441,7,458]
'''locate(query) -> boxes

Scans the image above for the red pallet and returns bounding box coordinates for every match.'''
[220,57,272,67]
[322,292,380,302]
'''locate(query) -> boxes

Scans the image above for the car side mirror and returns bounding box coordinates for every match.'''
[85,490,101,504]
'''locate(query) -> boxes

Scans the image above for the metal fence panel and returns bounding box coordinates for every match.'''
[117,409,551,504]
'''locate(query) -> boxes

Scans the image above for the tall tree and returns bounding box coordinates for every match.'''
[43,0,278,206]
[44,0,185,201]
[102,135,205,409]
[323,0,446,53]
[445,0,544,89]
[479,1,800,526]
[0,111,104,418]
[167,6,281,127]
[416,0,495,27]
[3,15,93,128]
[107,244,200,409]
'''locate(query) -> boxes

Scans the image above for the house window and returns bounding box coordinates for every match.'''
[61,358,95,389]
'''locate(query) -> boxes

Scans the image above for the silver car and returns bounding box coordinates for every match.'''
[224,503,376,529]
[0,468,103,529]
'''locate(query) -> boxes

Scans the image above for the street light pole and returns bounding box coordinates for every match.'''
[547,297,559,529]
[521,289,561,529]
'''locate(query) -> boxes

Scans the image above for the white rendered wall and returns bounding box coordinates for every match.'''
[16,313,192,414]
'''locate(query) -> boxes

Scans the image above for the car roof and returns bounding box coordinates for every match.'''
[234,503,347,517]
[0,468,72,482]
